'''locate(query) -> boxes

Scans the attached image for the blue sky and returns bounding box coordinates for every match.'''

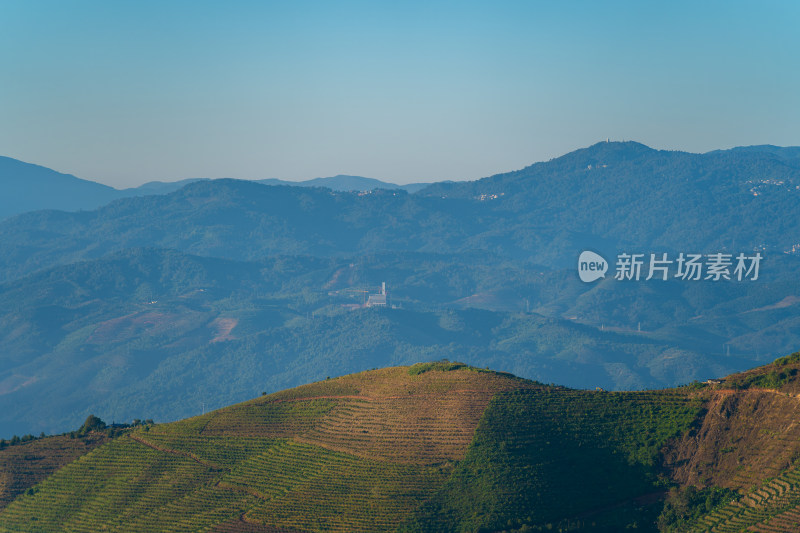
[1,1,799,187]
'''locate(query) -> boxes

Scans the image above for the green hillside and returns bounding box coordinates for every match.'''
[6,358,800,531]
[3,143,800,282]
[0,363,705,532]
[4,143,800,439]
[3,246,794,439]
[0,433,109,511]
[3,143,800,529]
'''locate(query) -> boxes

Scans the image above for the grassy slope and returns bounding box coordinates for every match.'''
[8,356,800,531]
[0,365,524,532]
[0,434,108,511]
[402,388,702,532]
[0,363,707,532]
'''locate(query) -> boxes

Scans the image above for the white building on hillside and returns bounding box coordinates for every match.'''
[366,282,387,307]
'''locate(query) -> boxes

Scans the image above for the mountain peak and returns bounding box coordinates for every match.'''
[0,156,120,220]
[565,140,657,163]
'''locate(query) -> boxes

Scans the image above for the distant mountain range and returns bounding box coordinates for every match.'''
[1,246,770,437]
[0,156,431,220]
[0,156,120,219]
[2,141,800,279]
[257,174,434,193]
[1,141,800,439]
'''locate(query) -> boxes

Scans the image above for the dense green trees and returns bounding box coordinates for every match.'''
[79,415,106,434]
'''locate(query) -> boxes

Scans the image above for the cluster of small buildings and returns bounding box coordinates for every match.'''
[338,282,389,310]
[366,282,387,307]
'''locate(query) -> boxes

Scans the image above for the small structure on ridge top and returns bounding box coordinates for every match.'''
[366,282,387,307]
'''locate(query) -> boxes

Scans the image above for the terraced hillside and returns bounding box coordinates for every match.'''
[0,434,109,511]
[7,358,800,532]
[658,353,800,532]
[0,363,702,532]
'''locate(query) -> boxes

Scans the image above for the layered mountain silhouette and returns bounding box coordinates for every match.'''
[0,157,429,220]
[0,141,799,441]
[258,174,432,193]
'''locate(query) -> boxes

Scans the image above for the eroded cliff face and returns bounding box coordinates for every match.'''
[664,388,800,491]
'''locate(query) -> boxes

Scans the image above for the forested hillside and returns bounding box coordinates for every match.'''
[1,142,799,438]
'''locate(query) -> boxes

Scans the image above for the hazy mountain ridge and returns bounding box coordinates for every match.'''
[421,142,800,259]
[2,141,800,439]
[0,157,430,221]
[3,142,800,285]
[258,174,433,193]
[0,180,484,283]
[1,246,797,438]
[0,157,120,219]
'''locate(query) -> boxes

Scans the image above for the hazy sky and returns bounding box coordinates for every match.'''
[2,1,799,188]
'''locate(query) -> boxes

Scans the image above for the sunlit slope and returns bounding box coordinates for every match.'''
[0,434,109,512]
[659,353,800,532]
[0,363,705,532]
[0,364,525,531]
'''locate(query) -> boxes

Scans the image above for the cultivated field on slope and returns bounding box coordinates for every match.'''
[657,354,800,532]
[0,365,533,532]
[0,434,108,511]
[404,388,703,532]
[0,362,715,532]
